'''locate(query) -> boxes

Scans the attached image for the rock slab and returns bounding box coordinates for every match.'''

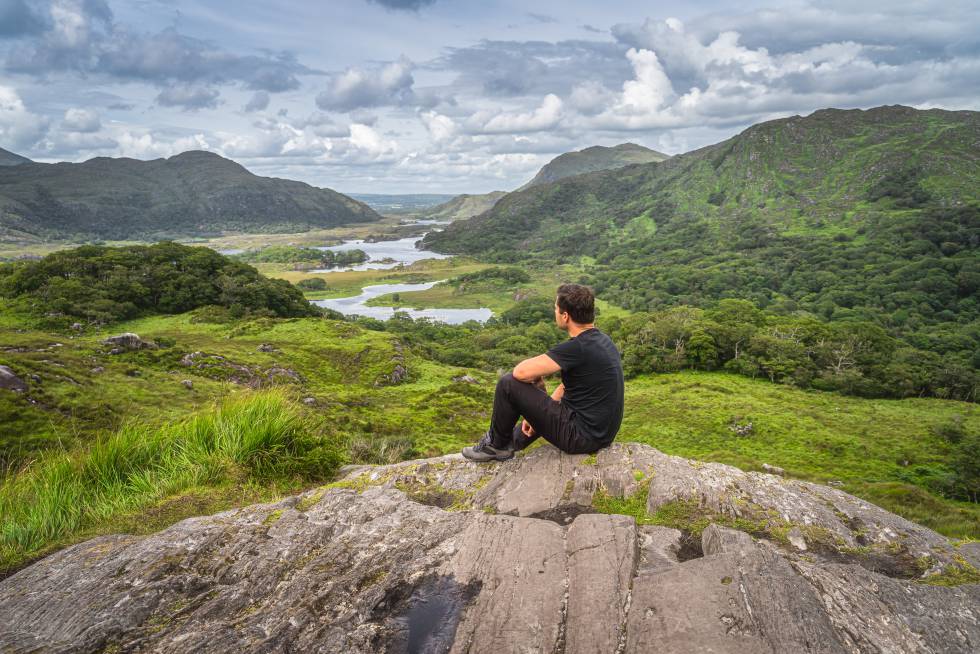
[1,443,978,653]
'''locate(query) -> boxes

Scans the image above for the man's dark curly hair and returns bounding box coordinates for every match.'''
[556,283,595,324]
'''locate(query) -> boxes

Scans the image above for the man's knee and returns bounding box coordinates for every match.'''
[496,372,518,393]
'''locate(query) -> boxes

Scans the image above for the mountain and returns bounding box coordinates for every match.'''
[418,190,508,221]
[427,106,980,258]
[0,147,31,167]
[417,143,668,222]
[2,444,978,651]
[518,142,670,190]
[0,150,381,241]
[424,105,980,383]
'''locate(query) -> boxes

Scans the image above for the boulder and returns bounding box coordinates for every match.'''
[1,444,977,653]
[0,365,27,392]
[102,333,158,353]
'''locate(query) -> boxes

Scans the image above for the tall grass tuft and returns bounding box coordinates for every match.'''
[0,389,344,575]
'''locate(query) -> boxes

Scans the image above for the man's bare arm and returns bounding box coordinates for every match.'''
[550,382,565,402]
[513,353,561,382]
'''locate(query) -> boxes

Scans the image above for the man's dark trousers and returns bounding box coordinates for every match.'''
[489,372,602,454]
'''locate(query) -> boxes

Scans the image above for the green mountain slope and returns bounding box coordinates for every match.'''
[420,143,668,223]
[0,147,32,167]
[418,191,508,221]
[424,105,980,390]
[0,150,381,240]
[519,142,669,190]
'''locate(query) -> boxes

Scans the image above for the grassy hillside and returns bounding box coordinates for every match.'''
[2,290,977,555]
[0,150,381,241]
[518,142,669,190]
[417,191,508,221]
[424,106,980,400]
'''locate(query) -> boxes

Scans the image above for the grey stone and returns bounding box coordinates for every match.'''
[0,364,27,392]
[102,332,157,351]
[181,379,194,389]
[636,525,683,573]
[565,514,636,653]
[761,462,785,476]
[1,444,978,654]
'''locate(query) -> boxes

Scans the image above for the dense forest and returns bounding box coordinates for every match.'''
[0,242,319,325]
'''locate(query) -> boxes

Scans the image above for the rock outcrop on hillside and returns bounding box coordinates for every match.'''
[1,443,978,653]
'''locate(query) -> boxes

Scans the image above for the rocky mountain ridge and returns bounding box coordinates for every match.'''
[1,442,977,653]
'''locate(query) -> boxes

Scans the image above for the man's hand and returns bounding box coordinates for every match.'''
[521,419,536,438]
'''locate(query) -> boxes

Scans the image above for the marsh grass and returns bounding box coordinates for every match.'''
[0,389,343,575]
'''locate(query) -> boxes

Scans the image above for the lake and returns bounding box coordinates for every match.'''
[310,281,493,324]
[311,235,450,272]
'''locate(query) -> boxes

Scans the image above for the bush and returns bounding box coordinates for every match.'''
[297,278,328,291]
[0,242,319,324]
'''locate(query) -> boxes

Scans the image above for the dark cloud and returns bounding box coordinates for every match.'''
[435,39,631,98]
[95,29,310,92]
[527,13,558,24]
[0,0,50,38]
[3,6,314,94]
[244,91,270,113]
[366,0,437,11]
[107,101,135,110]
[581,25,603,34]
[155,84,221,111]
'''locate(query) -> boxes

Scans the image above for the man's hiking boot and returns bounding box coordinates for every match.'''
[461,431,514,462]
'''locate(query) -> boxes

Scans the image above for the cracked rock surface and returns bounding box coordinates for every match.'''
[1,443,978,653]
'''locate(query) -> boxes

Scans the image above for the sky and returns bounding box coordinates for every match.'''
[0,0,978,194]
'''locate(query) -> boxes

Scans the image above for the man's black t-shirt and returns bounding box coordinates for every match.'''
[545,327,624,446]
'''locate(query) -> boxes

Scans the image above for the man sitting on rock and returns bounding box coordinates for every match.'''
[462,283,625,462]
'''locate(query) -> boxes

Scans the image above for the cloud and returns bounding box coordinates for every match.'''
[435,39,631,98]
[365,0,437,11]
[316,56,417,112]
[61,107,101,132]
[0,85,50,149]
[587,13,980,131]
[106,101,134,110]
[3,4,314,94]
[243,91,270,113]
[113,131,212,159]
[471,94,564,134]
[568,80,616,116]
[0,0,51,38]
[527,13,558,24]
[420,110,457,143]
[156,84,221,111]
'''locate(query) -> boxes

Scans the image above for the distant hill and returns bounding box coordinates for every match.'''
[0,147,31,167]
[427,106,980,256]
[348,193,456,214]
[418,191,508,221]
[0,150,381,241]
[419,143,668,222]
[518,142,669,190]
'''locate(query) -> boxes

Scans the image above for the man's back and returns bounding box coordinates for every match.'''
[546,327,624,445]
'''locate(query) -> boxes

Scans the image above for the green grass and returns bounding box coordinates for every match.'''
[0,389,342,575]
[622,371,980,538]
